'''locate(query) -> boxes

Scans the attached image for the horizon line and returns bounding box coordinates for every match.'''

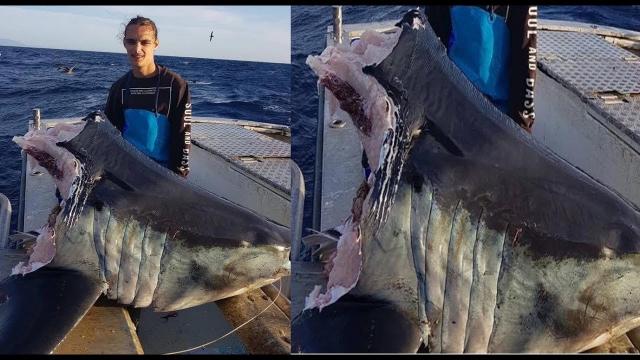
[0,43,291,65]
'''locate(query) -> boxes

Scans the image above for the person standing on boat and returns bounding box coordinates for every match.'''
[425,5,538,132]
[105,15,192,178]
[363,7,538,179]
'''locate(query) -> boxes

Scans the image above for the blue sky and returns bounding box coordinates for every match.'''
[0,6,291,63]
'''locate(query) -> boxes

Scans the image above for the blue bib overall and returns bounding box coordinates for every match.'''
[448,6,511,112]
[123,72,171,168]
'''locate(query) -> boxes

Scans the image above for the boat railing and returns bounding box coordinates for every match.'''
[290,161,304,261]
[0,194,10,249]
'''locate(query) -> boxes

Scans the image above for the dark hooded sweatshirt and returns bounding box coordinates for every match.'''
[426,5,538,132]
[105,64,192,176]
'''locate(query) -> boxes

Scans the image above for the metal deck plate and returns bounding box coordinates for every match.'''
[191,123,291,194]
[592,98,640,143]
[538,31,636,61]
[540,59,640,95]
[538,30,640,143]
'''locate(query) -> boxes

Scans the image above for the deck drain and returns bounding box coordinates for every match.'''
[329,118,346,128]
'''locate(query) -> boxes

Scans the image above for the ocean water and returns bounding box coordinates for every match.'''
[291,5,640,233]
[0,46,290,231]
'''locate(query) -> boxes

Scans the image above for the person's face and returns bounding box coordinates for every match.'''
[123,24,158,69]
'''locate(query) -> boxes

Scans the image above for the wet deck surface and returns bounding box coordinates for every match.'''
[54,307,143,354]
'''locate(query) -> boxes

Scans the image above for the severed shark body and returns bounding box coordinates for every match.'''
[1,111,290,354]
[293,11,640,353]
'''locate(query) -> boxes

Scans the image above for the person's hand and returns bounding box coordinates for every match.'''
[177,166,189,178]
[82,110,107,123]
[394,9,425,28]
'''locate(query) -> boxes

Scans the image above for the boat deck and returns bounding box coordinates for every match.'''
[534,23,640,207]
[538,29,640,142]
[191,118,291,196]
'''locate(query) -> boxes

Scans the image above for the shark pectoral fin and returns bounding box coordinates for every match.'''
[292,296,422,353]
[0,269,104,354]
[301,232,339,247]
[302,232,339,260]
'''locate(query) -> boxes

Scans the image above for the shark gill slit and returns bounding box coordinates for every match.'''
[143,230,167,307]
[115,220,131,302]
[441,200,481,352]
[423,184,437,342]
[131,223,149,305]
[424,194,453,353]
[104,208,125,301]
[440,199,462,350]
[486,225,509,350]
[132,223,167,307]
[463,207,484,351]
[101,208,111,283]
[410,177,433,344]
[92,205,110,284]
[120,219,144,304]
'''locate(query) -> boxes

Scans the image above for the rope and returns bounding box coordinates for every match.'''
[163,281,282,355]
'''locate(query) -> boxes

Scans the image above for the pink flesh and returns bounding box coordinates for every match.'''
[13,122,85,200]
[304,220,362,311]
[306,28,400,170]
[10,122,86,275]
[11,225,56,276]
[320,73,371,135]
[304,29,402,310]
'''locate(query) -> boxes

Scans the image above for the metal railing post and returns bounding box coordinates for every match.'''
[32,108,41,130]
[291,161,305,261]
[312,86,325,233]
[0,193,11,248]
[17,108,40,232]
[312,6,343,233]
[332,5,343,45]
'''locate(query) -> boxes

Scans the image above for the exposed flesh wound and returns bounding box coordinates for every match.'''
[304,220,362,311]
[306,28,401,171]
[320,73,371,136]
[13,122,85,200]
[303,28,402,311]
[11,195,63,277]
[351,181,371,223]
[11,122,86,275]
[11,225,56,276]
[24,147,64,180]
